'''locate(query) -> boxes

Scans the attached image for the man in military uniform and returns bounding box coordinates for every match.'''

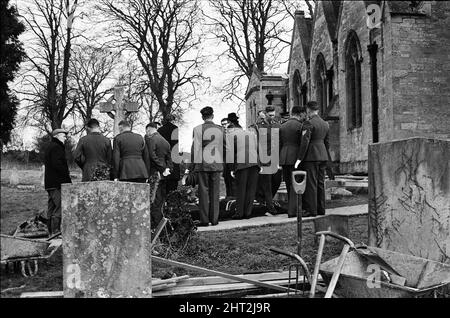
[280,106,307,217]
[112,120,149,183]
[74,118,112,181]
[295,101,331,217]
[251,108,279,214]
[187,107,224,226]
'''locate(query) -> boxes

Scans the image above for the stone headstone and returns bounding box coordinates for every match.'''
[40,165,45,188]
[368,137,450,263]
[9,167,19,185]
[62,181,152,298]
[314,215,350,238]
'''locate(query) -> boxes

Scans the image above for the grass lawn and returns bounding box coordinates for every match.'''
[0,184,368,298]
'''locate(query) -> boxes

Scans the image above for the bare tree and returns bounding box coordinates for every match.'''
[18,0,81,132]
[97,0,206,122]
[204,0,294,101]
[70,44,119,124]
[117,60,186,130]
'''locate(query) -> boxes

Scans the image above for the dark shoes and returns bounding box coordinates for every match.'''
[302,211,316,218]
[194,220,209,227]
[231,214,242,220]
[267,206,278,215]
[287,211,316,218]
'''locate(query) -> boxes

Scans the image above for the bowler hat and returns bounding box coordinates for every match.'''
[227,112,239,122]
[52,128,68,136]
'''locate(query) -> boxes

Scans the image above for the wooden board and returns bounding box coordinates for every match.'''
[175,271,292,287]
[152,256,293,293]
[152,278,293,297]
[21,291,64,298]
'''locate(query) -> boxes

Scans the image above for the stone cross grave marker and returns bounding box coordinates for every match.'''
[99,85,139,136]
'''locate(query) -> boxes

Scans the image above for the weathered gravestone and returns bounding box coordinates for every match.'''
[9,167,19,185]
[62,181,152,298]
[368,137,450,264]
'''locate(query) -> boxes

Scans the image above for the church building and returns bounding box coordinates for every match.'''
[287,1,450,173]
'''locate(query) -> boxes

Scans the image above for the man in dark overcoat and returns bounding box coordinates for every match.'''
[74,118,112,181]
[157,115,180,193]
[112,120,149,183]
[145,122,173,227]
[44,129,72,235]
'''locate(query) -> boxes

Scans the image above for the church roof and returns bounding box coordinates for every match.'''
[322,1,342,41]
[296,11,313,62]
[287,10,313,73]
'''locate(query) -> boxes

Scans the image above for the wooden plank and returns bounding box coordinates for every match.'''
[152,282,177,292]
[152,278,293,297]
[152,275,189,286]
[21,291,63,298]
[152,256,294,293]
[175,271,292,287]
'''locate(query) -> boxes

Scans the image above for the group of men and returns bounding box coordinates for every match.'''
[43,117,179,235]
[187,100,332,227]
[43,100,330,234]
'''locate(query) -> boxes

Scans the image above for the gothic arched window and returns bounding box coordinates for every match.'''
[315,54,327,116]
[345,31,362,129]
[293,70,302,107]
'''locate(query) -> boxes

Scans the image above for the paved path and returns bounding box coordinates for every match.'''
[197,204,367,232]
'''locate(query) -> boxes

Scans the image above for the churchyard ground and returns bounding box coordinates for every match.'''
[0,166,368,298]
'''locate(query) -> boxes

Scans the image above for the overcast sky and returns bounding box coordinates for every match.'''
[11,0,302,152]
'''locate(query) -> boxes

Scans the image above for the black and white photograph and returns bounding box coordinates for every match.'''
[0,0,449,304]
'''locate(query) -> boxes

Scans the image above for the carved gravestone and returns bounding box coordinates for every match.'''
[368,137,450,263]
[62,181,152,297]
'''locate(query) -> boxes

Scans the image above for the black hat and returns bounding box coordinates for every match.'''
[227,112,239,122]
[265,106,275,112]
